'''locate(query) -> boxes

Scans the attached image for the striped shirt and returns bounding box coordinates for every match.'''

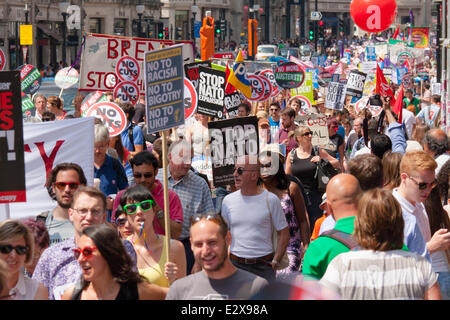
[320,250,438,300]
[160,170,214,240]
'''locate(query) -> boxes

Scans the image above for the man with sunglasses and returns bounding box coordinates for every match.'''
[221,155,289,282]
[393,151,450,271]
[111,151,183,239]
[37,163,87,246]
[268,102,281,143]
[33,186,137,300]
[166,214,268,300]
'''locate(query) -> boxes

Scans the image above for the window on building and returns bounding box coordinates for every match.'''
[114,19,127,36]
[89,18,103,34]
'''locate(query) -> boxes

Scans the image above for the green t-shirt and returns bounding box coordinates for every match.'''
[403,97,421,115]
[302,216,410,281]
[302,216,356,281]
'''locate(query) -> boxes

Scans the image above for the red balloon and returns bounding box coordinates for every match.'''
[350,0,397,33]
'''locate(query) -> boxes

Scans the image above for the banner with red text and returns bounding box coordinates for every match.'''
[79,33,194,94]
[0,117,95,220]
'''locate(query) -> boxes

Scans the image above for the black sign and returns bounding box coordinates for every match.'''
[197,66,226,119]
[184,61,211,91]
[0,71,26,203]
[223,92,242,118]
[208,116,259,187]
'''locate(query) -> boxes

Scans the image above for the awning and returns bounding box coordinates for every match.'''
[37,24,63,42]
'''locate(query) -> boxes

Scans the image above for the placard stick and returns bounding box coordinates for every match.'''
[59,87,64,98]
[161,129,171,263]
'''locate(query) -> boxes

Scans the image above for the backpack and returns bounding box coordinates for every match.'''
[319,229,360,250]
[128,123,147,151]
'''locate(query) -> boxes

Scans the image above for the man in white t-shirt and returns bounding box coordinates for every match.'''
[221,155,289,282]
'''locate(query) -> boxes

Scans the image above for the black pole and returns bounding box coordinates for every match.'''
[62,13,67,66]
[300,0,305,40]
[265,0,270,42]
[314,0,318,51]
[25,10,29,64]
[285,0,290,39]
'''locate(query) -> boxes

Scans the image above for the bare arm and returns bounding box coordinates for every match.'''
[34,283,49,300]
[424,282,442,300]
[318,148,340,169]
[273,227,290,270]
[426,228,450,254]
[288,183,310,247]
[285,151,293,175]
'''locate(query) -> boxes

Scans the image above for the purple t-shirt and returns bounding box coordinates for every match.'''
[32,236,137,300]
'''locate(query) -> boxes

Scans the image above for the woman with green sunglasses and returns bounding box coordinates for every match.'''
[120,185,186,291]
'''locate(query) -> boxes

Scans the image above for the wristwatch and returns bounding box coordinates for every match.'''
[156,210,164,219]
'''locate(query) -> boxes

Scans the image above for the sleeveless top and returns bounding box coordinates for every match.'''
[290,149,318,193]
[191,122,209,157]
[71,280,139,300]
[138,236,169,288]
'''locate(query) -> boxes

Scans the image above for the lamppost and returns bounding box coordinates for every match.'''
[136,5,145,38]
[24,3,29,64]
[59,2,70,67]
[191,1,198,56]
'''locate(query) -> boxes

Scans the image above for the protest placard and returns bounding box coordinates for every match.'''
[208,116,259,187]
[275,61,305,89]
[197,66,226,118]
[144,44,185,134]
[84,101,127,137]
[116,55,140,83]
[325,79,346,110]
[55,67,79,89]
[294,113,329,147]
[184,61,211,91]
[345,70,367,99]
[0,71,26,203]
[184,78,197,121]
[0,49,5,71]
[113,81,140,104]
[17,64,41,95]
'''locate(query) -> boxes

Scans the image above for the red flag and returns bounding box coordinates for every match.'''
[392,26,400,40]
[225,60,237,94]
[376,63,396,105]
[402,59,411,73]
[392,86,403,123]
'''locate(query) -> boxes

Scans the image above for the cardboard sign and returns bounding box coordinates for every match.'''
[55,67,79,89]
[208,116,259,187]
[0,71,26,203]
[114,81,140,104]
[184,78,197,121]
[17,64,41,95]
[294,113,329,147]
[224,92,242,118]
[0,48,6,71]
[197,66,226,118]
[366,47,376,61]
[325,80,346,110]
[432,83,441,96]
[116,55,140,82]
[84,101,127,137]
[184,61,211,91]
[258,74,272,101]
[21,92,35,118]
[144,44,185,134]
[291,71,314,104]
[275,61,305,89]
[354,96,383,118]
[79,33,194,93]
[345,70,367,99]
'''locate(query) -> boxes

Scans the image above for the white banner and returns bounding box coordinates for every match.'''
[0,118,95,221]
[79,33,194,94]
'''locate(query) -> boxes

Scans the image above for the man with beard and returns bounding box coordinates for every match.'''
[165,214,268,300]
[37,163,87,246]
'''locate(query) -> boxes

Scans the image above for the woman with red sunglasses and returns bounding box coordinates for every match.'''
[62,224,166,300]
[0,220,48,300]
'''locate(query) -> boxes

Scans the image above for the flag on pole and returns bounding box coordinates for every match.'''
[392,26,400,40]
[225,60,236,94]
[392,85,404,123]
[226,49,252,99]
[376,63,396,105]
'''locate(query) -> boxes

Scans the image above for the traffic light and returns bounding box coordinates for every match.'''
[220,20,227,38]
[309,22,314,41]
[339,19,344,33]
[215,25,221,37]
[176,27,182,40]
[164,27,169,39]
[318,20,325,39]
[157,22,164,39]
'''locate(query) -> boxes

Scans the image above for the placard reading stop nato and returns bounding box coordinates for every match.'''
[144,45,184,134]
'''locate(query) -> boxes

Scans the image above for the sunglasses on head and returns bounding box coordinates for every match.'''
[123,199,155,214]
[54,181,80,191]
[0,244,29,255]
[133,172,154,179]
[191,213,222,226]
[408,175,437,190]
[73,246,97,260]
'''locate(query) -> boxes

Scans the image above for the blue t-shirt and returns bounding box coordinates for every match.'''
[269,117,280,143]
[94,154,129,196]
[120,122,144,177]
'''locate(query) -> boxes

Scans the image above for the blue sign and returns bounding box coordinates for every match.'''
[318,55,327,67]
[144,44,185,134]
[194,21,201,39]
[308,68,319,89]
[366,47,376,61]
